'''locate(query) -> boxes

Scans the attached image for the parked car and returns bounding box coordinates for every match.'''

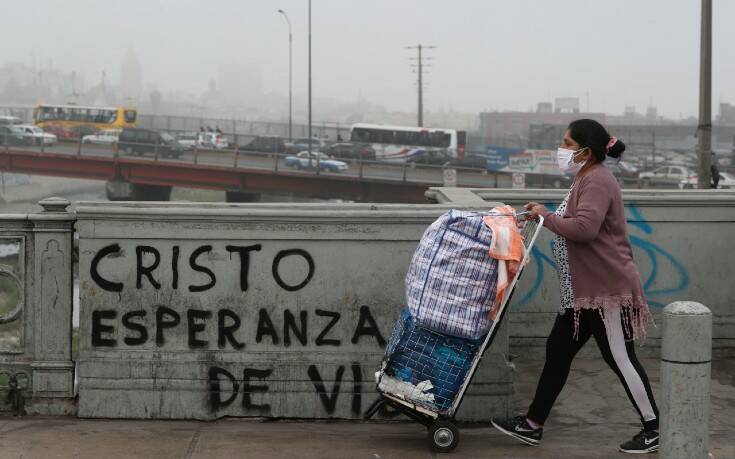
[82,129,121,145]
[118,128,184,159]
[284,151,349,172]
[604,161,638,183]
[285,138,326,154]
[0,125,32,146]
[197,132,229,150]
[17,124,57,146]
[638,165,693,186]
[323,142,376,161]
[240,136,287,153]
[679,171,735,189]
[617,160,638,175]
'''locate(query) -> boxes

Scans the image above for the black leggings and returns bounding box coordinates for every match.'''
[526,308,659,431]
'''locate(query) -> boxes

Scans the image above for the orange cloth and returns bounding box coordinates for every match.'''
[483,205,525,319]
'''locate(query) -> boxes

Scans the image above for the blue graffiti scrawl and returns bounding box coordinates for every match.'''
[512,204,689,309]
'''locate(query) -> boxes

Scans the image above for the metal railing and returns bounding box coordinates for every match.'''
[0,133,707,190]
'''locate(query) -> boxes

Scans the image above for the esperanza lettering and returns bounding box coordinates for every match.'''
[90,243,314,293]
[91,305,386,349]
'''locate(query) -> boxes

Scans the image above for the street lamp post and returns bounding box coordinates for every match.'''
[277,9,293,142]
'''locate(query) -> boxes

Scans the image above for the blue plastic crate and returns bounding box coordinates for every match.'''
[380,309,482,414]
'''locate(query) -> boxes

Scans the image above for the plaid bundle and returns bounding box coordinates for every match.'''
[406,210,499,340]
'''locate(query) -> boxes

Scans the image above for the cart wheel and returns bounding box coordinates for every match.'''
[428,420,459,453]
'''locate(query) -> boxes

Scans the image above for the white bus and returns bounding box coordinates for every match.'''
[349,123,466,163]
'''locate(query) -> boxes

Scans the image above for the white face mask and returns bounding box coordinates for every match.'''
[556,147,587,175]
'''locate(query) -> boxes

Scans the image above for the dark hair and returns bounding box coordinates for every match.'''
[567,119,625,162]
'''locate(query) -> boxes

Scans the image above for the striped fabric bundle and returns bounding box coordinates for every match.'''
[405,210,499,340]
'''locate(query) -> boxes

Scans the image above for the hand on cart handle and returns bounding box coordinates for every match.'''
[523,202,549,221]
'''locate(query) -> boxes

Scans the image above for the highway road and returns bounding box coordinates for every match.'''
[8,141,514,188]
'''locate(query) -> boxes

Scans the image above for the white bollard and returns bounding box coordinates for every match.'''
[660,301,712,459]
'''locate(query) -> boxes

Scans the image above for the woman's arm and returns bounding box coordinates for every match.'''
[541,177,611,243]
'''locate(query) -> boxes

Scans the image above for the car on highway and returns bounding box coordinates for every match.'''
[198,132,229,150]
[82,129,121,145]
[240,136,287,154]
[0,116,22,126]
[638,165,693,187]
[679,171,735,189]
[17,124,57,146]
[285,138,326,154]
[0,125,32,146]
[118,128,184,159]
[284,151,349,172]
[450,152,490,169]
[176,132,199,149]
[407,150,452,166]
[323,142,376,161]
[44,124,98,141]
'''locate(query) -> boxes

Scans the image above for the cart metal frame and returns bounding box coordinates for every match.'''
[364,215,544,453]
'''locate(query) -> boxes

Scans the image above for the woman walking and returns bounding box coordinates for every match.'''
[491,119,659,454]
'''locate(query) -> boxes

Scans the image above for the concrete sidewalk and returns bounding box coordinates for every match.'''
[0,356,733,459]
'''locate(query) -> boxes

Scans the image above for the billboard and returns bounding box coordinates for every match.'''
[486,146,565,176]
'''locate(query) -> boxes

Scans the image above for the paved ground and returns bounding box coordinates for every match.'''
[0,356,732,458]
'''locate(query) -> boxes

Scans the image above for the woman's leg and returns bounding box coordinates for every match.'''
[526,310,592,424]
[591,307,659,431]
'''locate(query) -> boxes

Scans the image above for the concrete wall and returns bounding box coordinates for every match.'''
[75,201,509,421]
[427,188,735,355]
[0,198,75,415]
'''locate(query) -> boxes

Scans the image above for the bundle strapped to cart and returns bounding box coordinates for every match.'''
[364,211,544,453]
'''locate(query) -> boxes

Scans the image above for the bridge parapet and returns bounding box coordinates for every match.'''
[0,197,75,415]
[74,200,511,421]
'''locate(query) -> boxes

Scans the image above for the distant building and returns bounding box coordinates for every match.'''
[119,48,143,105]
[646,105,658,121]
[0,62,84,105]
[554,97,580,113]
[478,110,606,146]
[536,102,553,113]
[718,103,735,125]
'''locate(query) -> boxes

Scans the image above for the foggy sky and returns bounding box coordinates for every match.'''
[2,0,734,118]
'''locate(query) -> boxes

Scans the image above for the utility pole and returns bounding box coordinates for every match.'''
[418,45,423,127]
[407,44,435,127]
[277,9,293,141]
[308,0,314,170]
[697,0,712,189]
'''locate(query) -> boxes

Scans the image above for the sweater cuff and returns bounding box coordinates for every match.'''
[540,210,554,226]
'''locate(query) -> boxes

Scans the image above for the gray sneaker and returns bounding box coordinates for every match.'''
[491,415,543,446]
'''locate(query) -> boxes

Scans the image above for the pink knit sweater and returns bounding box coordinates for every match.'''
[541,163,653,340]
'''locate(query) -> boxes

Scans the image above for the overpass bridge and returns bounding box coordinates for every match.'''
[0,143,506,203]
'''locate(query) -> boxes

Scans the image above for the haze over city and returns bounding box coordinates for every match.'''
[2,0,734,123]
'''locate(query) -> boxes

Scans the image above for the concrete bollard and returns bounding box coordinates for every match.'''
[660,301,712,459]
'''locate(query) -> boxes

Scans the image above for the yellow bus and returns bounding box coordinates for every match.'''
[33,104,137,131]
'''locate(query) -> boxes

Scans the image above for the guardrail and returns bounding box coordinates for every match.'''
[1,133,690,191]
